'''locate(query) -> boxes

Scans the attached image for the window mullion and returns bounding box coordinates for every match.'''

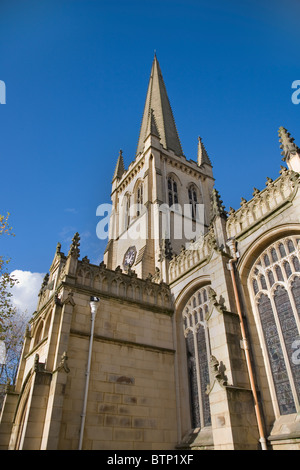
[270,292,300,410]
[251,293,281,418]
[192,314,205,428]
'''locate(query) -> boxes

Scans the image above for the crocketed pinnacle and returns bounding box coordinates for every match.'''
[278,127,300,161]
[113,150,125,181]
[211,188,227,219]
[68,232,80,258]
[136,55,183,157]
[197,136,212,166]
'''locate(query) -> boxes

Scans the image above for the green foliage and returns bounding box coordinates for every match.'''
[0,213,18,337]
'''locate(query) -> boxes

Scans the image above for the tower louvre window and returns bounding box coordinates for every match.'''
[125,193,131,230]
[167,176,178,206]
[136,182,143,217]
[188,185,198,219]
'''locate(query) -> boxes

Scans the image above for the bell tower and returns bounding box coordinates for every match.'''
[103,55,214,281]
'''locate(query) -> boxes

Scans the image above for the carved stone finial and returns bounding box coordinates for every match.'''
[197,136,212,166]
[265,177,273,186]
[279,165,288,175]
[278,126,300,161]
[68,232,80,258]
[252,187,260,197]
[38,273,49,296]
[158,238,173,261]
[211,188,227,219]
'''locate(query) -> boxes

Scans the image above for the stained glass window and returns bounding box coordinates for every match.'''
[182,286,211,428]
[250,236,300,416]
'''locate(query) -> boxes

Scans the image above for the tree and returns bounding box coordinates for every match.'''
[0,213,25,392]
[0,212,17,331]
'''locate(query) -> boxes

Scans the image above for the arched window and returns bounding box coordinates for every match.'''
[182,286,211,429]
[250,236,300,416]
[33,321,44,348]
[124,193,131,230]
[188,185,198,220]
[136,182,143,217]
[167,176,178,207]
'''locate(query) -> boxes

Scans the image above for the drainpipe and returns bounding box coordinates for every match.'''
[226,238,267,451]
[78,296,100,450]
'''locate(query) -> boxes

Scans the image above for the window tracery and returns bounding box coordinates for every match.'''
[182,285,211,428]
[250,236,300,415]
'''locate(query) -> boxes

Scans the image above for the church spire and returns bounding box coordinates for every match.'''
[136,55,183,157]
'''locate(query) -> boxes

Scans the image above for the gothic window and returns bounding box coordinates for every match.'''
[250,236,300,416]
[182,286,211,429]
[33,321,44,348]
[188,185,198,219]
[167,176,178,207]
[136,182,143,217]
[125,193,131,229]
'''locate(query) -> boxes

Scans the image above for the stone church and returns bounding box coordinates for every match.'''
[1,55,300,450]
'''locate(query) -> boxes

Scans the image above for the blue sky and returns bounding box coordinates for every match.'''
[1,0,300,293]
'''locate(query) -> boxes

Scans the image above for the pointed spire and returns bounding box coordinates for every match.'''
[197,136,212,166]
[113,149,125,181]
[136,55,183,157]
[278,127,300,161]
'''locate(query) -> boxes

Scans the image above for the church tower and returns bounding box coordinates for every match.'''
[104,55,214,281]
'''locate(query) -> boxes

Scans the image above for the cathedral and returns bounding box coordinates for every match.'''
[1,55,300,451]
